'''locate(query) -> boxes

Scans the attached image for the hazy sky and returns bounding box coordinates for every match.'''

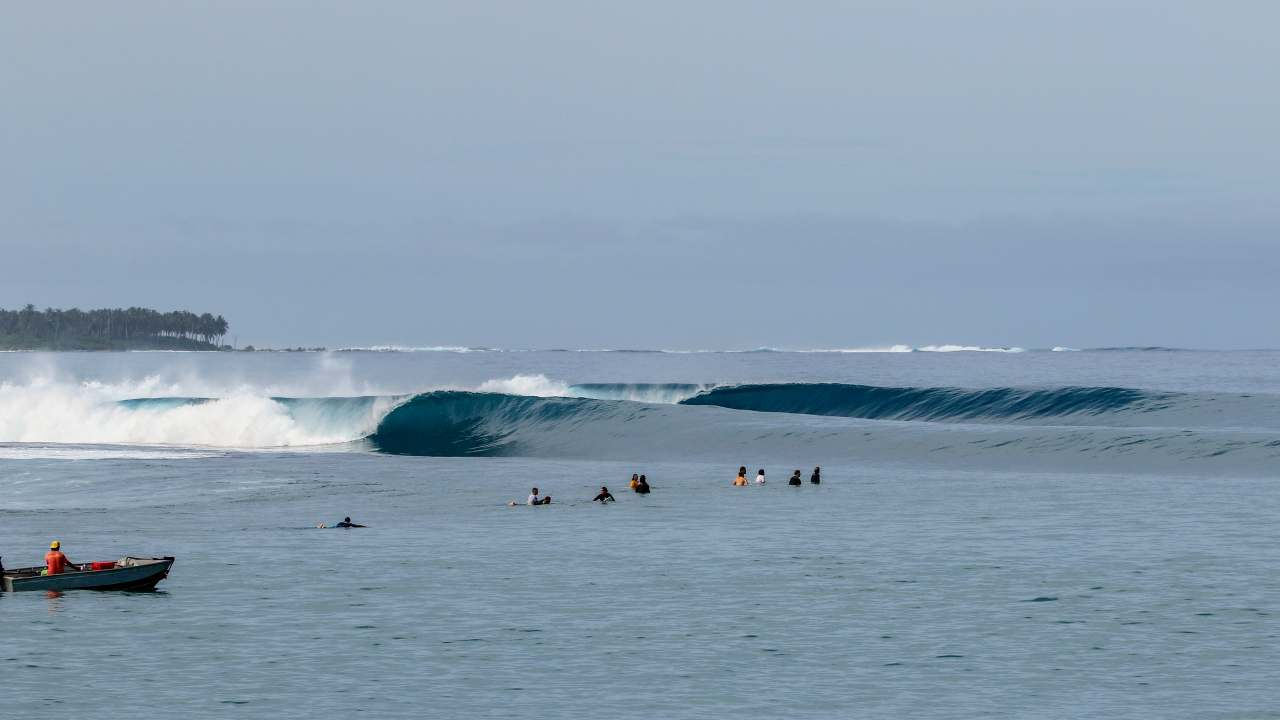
[2,1,1277,348]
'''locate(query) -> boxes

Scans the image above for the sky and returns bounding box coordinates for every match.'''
[1,1,1277,349]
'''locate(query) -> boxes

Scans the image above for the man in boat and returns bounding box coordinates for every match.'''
[45,540,76,575]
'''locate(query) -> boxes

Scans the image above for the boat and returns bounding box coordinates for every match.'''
[1,556,175,592]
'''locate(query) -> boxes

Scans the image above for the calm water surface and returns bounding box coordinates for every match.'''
[3,455,1279,718]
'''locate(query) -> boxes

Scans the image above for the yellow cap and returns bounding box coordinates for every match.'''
[50,540,60,549]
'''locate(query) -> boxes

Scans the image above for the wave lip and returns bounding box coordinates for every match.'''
[569,383,713,404]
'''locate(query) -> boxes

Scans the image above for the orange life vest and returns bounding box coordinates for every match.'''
[45,550,69,575]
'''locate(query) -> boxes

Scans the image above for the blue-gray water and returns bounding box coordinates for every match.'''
[2,349,1279,718]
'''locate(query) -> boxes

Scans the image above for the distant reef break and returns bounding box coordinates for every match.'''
[0,305,230,351]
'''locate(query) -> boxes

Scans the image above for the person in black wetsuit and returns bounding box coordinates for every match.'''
[593,486,615,503]
[789,470,803,486]
[336,517,366,528]
[810,466,821,484]
[635,475,651,494]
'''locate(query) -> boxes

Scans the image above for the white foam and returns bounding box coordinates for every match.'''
[0,374,400,448]
[337,345,486,353]
[0,446,223,460]
[477,374,571,397]
[570,384,712,404]
[914,345,1026,353]
[819,345,917,353]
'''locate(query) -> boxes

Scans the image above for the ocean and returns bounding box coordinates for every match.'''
[1,348,1278,718]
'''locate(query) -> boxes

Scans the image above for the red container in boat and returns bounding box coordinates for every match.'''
[90,561,116,571]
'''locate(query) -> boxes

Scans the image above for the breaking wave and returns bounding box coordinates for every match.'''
[365,391,1280,474]
[3,376,1279,474]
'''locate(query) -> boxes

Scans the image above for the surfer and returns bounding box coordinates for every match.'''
[635,475,651,494]
[629,473,640,490]
[593,486,616,503]
[528,488,552,505]
[317,517,366,528]
[810,466,821,484]
[733,467,748,486]
[788,470,802,486]
[755,468,766,485]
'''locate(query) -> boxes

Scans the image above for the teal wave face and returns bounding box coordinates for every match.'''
[362,389,1280,474]
[678,384,1167,421]
[369,391,612,456]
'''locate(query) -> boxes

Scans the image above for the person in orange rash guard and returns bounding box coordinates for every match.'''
[45,540,76,575]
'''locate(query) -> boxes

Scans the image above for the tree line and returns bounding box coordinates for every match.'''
[0,305,230,349]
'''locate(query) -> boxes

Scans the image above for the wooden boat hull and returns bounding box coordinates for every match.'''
[2,557,174,592]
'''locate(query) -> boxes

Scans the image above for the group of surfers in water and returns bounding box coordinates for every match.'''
[34,467,824,572]
[525,472,653,506]
[309,467,823,525]
[526,466,823,506]
[733,465,821,486]
[591,473,652,503]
